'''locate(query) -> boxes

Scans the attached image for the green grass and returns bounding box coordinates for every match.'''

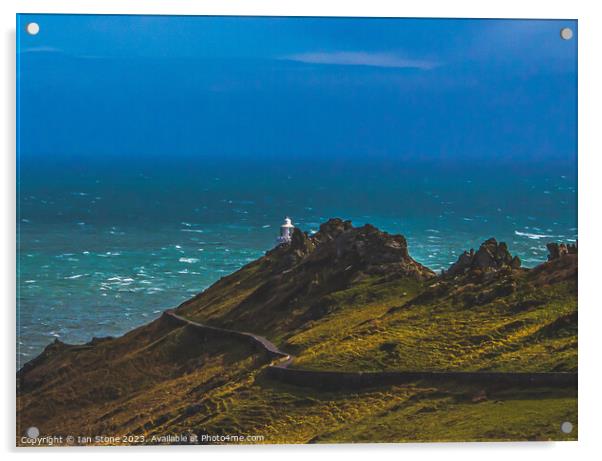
[176,246,577,375]
[287,272,576,373]
[311,387,577,443]
[142,372,577,444]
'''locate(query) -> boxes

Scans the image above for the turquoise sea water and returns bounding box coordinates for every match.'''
[17,158,577,367]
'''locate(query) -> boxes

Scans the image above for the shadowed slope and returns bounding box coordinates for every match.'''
[17,314,268,439]
[177,218,435,340]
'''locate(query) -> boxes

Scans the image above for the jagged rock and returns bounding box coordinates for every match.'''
[270,218,435,280]
[456,250,473,268]
[447,238,521,276]
[268,218,436,282]
[311,220,435,281]
[290,228,315,255]
[312,218,354,243]
[263,218,437,281]
[547,242,577,261]
[333,224,410,263]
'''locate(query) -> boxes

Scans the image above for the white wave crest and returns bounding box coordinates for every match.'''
[179,257,199,264]
[514,230,554,240]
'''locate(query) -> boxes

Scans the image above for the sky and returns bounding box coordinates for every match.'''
[17,15,577,170]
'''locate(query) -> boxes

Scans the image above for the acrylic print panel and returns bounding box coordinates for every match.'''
[16,14,577,446]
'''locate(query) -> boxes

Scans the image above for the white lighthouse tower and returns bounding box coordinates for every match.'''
[276,217,295,245]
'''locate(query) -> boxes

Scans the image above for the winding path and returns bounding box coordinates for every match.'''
[164,309,577,390]
[165,310,293,366]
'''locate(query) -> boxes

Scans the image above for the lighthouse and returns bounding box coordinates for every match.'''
[276,217,295,245]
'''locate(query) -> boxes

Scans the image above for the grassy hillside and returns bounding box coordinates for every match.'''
[177,219,577,373]
[17,219,577,444]
[17,317,577,444]
[288,265,577,373]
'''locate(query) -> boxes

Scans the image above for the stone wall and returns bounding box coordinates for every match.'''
[266,366,577,390]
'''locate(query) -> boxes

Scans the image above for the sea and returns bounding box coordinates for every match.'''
[16,156,577,368]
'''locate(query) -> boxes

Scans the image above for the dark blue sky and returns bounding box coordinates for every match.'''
[17,15,577,168]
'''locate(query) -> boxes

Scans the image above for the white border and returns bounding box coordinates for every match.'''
[3,1,601,460]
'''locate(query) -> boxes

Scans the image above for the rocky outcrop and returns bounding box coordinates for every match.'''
[547,242,577,261]
[267,218,435,282]
[289,228,316,256]
[300,219,436,281]
[312,218,354,244]
[530,243,578,285]
[446,238,521,276]
[264,227,316,272]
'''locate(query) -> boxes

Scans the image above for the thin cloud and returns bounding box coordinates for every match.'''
[284,51,439,70]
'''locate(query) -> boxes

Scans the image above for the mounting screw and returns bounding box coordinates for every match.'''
[560,28,573,41]
[26,22,40,36]
[561,421,573,433]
